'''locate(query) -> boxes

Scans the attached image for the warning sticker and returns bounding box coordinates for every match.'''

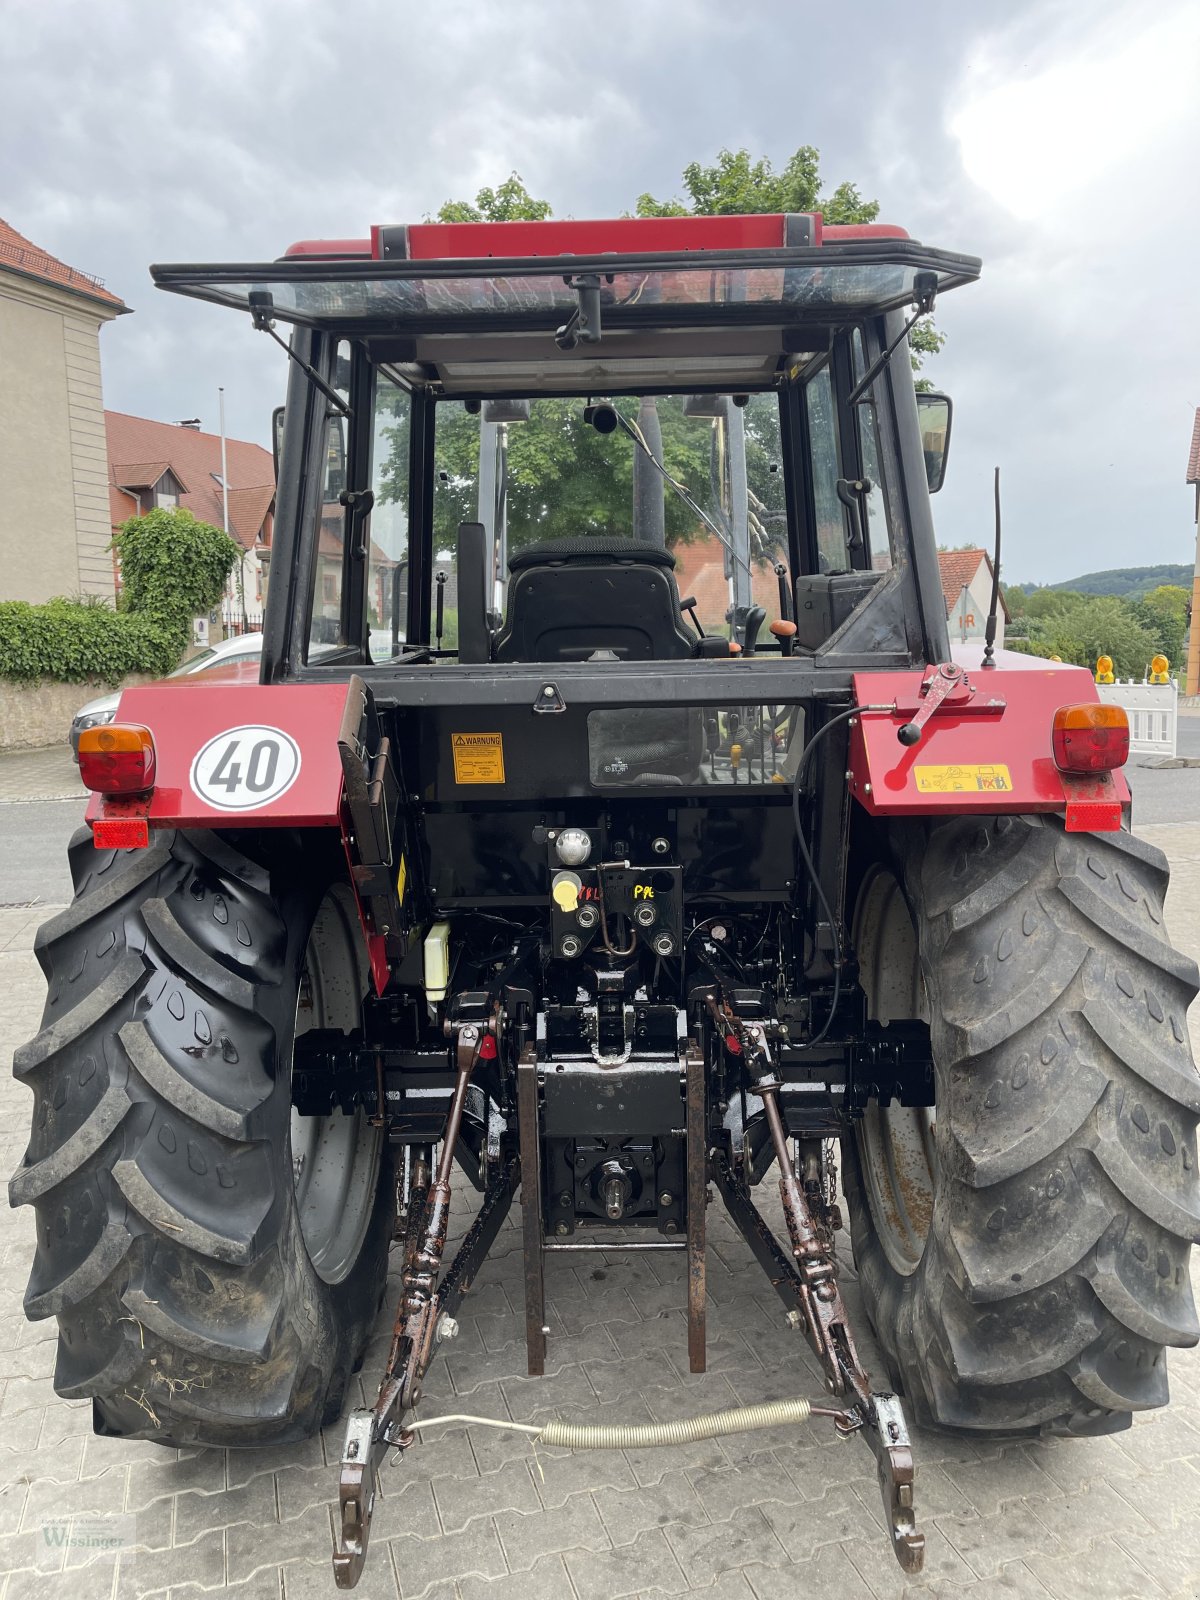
[452,731,505,785]
[915,763,1013,794]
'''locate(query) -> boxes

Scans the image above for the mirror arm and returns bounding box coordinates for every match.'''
[554,273,607,351]
[248,291,352,418]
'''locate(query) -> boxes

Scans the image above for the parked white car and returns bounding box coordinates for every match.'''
[69,633,264,754]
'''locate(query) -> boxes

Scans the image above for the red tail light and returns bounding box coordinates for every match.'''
[77,723,156,795]
[1052,704,1129,774]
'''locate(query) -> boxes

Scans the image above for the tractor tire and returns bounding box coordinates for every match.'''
[844,813,1200,1436]
[9,827,393,1447]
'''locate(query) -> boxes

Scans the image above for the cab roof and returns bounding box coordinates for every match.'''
[152,212,980,395]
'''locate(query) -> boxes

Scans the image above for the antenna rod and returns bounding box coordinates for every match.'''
[982,466,1002,669]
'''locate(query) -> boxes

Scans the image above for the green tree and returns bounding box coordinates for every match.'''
[421,396,778,558]
[1005,590,1162,679]
[113,508,240,639]
[636,147,941,371]
[1132,584,1189,668]
[435,171,551,224]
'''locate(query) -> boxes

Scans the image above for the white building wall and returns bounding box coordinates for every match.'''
[948,561,1006,647]
[62,311,115,598]
[0,270,120,603]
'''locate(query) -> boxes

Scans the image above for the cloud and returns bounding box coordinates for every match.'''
[952,6,1199,222]
[1,0,1194,584]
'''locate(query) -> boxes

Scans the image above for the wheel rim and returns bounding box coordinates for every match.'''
[852,867,937,1277]
[291,888,382,1285]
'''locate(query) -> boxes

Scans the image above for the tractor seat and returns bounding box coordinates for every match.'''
[492,538,697,663]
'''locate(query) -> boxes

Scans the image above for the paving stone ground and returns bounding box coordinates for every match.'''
[2,826,1200,1600]
[0,745,85,804]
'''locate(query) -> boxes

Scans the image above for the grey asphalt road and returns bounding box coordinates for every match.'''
[0,798,86,906]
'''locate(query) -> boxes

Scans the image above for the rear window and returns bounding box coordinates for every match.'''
[426,392,785,646]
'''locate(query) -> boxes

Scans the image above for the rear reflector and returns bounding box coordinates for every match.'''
[92,817,150,850]
[77,723,156,795]
[1064,801,1123,833]
[1052,703,1129,774]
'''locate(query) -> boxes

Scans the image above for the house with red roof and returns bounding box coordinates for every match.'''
[0,217,128,603]
[106,411,275,634]
[1186,408,1200,696]
[937,547,1008,646]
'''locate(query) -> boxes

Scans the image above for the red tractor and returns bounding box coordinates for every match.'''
[11,212,1198,1586]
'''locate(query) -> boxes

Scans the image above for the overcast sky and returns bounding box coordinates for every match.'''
[4,0,1197,585]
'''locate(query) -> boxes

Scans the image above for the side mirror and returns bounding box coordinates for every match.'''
[272,405,285,480]
[916,391,953,493]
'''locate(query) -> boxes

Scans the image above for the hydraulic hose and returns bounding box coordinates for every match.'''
[539,1397,812,1449]
[791,702,895,1046]
[406,1396,813,1450]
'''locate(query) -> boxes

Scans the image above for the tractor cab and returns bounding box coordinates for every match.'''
[155,212,977,688]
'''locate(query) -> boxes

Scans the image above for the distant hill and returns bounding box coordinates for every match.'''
[1010,564,1192,600]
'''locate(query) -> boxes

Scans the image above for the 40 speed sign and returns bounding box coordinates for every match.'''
[190,724,302,811]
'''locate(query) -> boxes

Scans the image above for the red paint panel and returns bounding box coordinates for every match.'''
[366,933,389,996]
[849,665,1132,818]
[823,224,910,241]
[283,238,372,257]
[288,217,912,265]
[399,215,794,260]
[85,681,358,830]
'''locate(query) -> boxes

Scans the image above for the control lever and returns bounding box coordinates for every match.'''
[771,564,796,656]
[774,562,793,624]
[679,595,705,639]
[896,660,972,746]
[741,606,766,657]
[769,619,797,657]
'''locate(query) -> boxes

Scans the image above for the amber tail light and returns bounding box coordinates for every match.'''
[77,724,157,795]
[1052,704,1129,774]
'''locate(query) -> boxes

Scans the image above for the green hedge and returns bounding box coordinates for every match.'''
[0,508,240,686]
[0,598,184,685]
[113,509,241,628]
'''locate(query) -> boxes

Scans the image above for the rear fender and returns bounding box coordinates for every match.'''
[849,652,1131,832]
[85,676,399,993]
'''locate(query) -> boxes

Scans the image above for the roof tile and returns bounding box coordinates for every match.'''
[0,216,126,310]
[937,547,1010,623]
[106,412,274,550]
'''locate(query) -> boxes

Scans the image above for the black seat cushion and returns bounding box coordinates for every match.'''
[508,538,676,572]
[494,539,694,663]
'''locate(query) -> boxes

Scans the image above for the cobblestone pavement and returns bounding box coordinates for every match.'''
[0,745,85,804]
[2,828,1200,1600]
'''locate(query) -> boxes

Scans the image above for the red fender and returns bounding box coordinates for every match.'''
[849,649,1130,832]
[86,674,392,992]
